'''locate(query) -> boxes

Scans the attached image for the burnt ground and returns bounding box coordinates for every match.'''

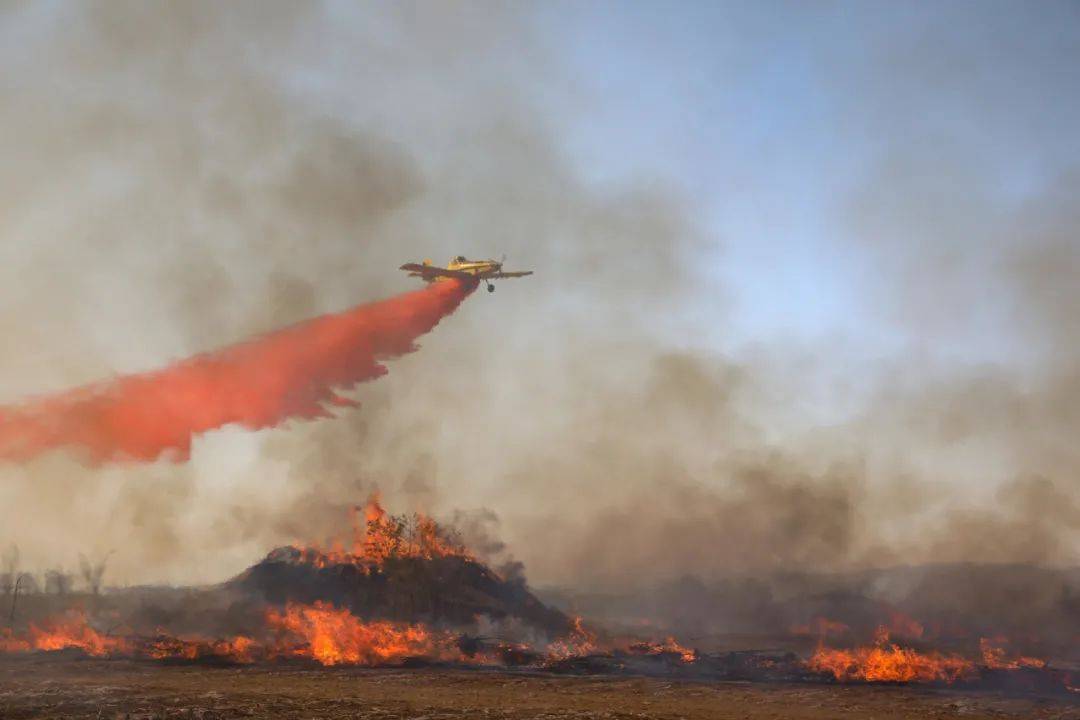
[0,657,1076,720]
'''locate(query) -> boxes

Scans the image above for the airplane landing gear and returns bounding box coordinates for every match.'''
[487,283,495,293]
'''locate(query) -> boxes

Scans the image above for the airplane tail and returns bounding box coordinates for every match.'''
[410,260,437,282]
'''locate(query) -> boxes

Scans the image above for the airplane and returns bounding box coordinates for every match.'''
[399,255,533,293]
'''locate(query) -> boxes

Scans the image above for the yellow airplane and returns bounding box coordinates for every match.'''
[400,255,533,293]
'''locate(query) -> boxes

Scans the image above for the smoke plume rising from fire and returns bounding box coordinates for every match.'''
[0,279,475,463]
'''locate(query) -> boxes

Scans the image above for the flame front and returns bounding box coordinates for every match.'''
[805,626,1056,684]
[808,643,975,683]
[265,601,462,666]
[0,607,1061,689]
[1,610,130,657]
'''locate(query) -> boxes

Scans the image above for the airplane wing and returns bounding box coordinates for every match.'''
[399,263,475,280]
[490,271,534,279]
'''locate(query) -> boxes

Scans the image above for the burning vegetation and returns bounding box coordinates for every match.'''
[0,497,1075,698]
[290,493,472,568]
[807,627,977,684]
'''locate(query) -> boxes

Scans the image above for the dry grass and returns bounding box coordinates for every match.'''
[0,656,1075,720]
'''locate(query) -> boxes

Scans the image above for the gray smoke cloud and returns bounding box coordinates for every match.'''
[0,1,1076,595]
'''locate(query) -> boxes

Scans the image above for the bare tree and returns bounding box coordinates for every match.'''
[8,570,35,626]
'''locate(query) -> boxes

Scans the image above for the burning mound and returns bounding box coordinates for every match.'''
[229,496,573,638]
[0,498,1074,697]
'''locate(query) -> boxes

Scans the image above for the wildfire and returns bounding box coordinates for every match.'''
[809,643,975,684]
[0,628,30,653]
[546,617,598,660]
[265,601,463,666]
[979,637,1047,670]
[2,602,466,667]
[0,604,1062,691]
[806,626,1057,684]
[296,493,471,568]
[147,634,257,663]
[629,637,697,663]
[0,610,130,657]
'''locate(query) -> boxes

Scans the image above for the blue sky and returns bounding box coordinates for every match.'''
[533,1,1080,369]
[537,2,870,350]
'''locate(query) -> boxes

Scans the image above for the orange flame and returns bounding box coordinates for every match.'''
[546,616,598,660]
[809,644,975,683]
[264,601,462,666]
[807,626,976,683]
[0,628,30,653]
[629,636,696,663]
[3,610,131,657]
[297,493,470,568]
[147,634,257,663]
[979,637,1047,670]
[806,626,1054,684]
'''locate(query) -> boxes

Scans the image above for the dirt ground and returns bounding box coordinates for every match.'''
[0,656,1076,720]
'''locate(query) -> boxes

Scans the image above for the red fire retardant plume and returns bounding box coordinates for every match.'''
[0,278,477,463]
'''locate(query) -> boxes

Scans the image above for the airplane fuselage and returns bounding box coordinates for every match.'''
[400,256,533,293]
[445,257,503,277]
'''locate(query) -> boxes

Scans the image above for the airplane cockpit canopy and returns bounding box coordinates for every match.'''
[453,255,467,263]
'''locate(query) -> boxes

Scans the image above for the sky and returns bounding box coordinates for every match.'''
[541,2,866,349]
[540,1,1080,362]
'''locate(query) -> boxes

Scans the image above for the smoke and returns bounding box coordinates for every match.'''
[0,279,475,462]
[0,1,1077,596]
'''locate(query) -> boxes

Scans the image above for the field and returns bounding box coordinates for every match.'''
[0,656,1076,720]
